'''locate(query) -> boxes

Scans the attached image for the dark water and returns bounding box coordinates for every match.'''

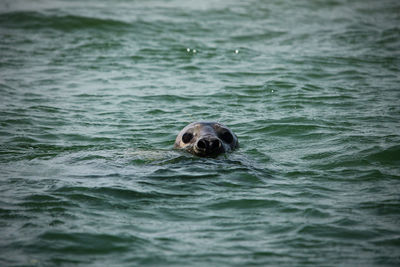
[1,0,400,266]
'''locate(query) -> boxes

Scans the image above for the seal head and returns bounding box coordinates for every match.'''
[174,121,238,157]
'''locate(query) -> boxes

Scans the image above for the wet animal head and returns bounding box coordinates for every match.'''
[174,122,238,157]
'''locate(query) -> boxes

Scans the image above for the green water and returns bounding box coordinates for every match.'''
[1,0,400,266]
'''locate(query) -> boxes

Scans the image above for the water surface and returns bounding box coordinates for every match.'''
[1,0,400,266]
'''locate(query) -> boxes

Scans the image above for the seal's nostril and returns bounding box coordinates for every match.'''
[196,138,221,153]
[210,139,220,150]
[197,139,207,149]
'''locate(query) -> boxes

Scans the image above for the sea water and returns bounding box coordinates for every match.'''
[1,0,399,265]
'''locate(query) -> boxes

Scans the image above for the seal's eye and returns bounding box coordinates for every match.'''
[182,132,193,144]
[220,131,233,143]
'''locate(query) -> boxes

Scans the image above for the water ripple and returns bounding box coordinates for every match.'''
[1,0,400,266]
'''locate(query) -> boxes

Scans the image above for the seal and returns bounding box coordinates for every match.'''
[174,121,239,157]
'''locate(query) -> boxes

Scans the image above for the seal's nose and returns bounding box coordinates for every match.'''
[196,137,221,153]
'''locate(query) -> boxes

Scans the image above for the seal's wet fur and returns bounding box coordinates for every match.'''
[174,122,238,157]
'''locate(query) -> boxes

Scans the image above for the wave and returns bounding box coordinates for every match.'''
[0,11,130,31]
[366,145,400,165]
